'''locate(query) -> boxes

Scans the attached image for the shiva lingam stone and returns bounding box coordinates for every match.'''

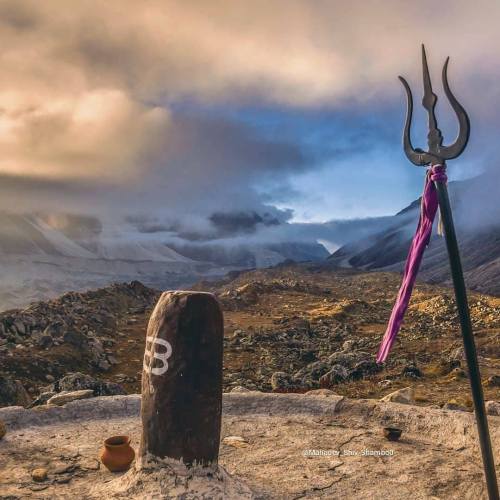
[139,291,223,467]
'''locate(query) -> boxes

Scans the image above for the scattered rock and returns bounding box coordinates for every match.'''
[450,368,466,380]
[98,360,111,372]
[443,400,468,412]
[270,372,295,392]
[448,347,465,362]
[382,426,402,441]
[319,365,349,387]
[401,364,422,379]
[53,463,77,474]
[0,375,32,407]
[63,330,88,348]
[485,401,500,416]
[305,389,339,397]
[36,334,53,349]
[47,389,95,406]
[28,391,56,408]
[381,387,415,405]
[55,476,72,484]
[342,340,357,351]
[378,379,393,389]
[351,360,381,379]
[486,375,500,387]
[222,435,249,448]
[47,372,126,398]
[79,458,100,471]
[107,355,118,365]
[31,468,48,482]
[230,386,251,393]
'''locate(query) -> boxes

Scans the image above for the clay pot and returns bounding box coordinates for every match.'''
[99,435,135,472]
[383,426,402,442]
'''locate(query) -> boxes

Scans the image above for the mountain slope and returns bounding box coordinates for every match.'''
[0,211,329,310]
[328,175,500,295]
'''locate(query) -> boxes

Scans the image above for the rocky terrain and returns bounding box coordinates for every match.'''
[0,281,159,407]
[0,264,499,498]
[0,263,499,412]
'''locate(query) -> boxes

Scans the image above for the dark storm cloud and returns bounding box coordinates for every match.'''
[0,0,499,235]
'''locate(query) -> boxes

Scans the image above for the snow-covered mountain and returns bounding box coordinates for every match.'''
[0,211,333,309]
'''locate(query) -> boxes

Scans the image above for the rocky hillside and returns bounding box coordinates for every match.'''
[0,281,159,406]
[328,175,500,296]
[1,264,499,411]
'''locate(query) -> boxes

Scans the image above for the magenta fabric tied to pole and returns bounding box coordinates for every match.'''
[376,164,447,363]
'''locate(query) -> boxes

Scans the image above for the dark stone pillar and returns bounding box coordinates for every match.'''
[139,291,223,467]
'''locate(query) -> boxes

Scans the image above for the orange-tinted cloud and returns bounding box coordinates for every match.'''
[0,0,497,212]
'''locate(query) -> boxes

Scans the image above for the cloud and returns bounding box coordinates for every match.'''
[0,0,499,226]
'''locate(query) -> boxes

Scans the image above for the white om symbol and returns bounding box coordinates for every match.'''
[143,336,173,376]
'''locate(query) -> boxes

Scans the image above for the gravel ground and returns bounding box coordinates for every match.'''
[1,392,499,499]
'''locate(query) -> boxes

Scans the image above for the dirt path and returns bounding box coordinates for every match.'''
[1,392,499,499]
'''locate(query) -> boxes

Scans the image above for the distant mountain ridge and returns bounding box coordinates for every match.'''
[0,211,330,310]
[328,175,500,296]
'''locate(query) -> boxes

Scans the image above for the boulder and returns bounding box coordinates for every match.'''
[327,350,369,369]
[63,330,88,348]
[401,364,422,379]
[443,400,468,412]
[485,400,500,416]
[31,468,48,482]
[230,386,251,393]
[342,340,357,351]
[28,391,56,408]
[47,389,94,406]
[380,387,415,405]
[0,375,32,407]
[486,375,500,387]
[222,436,249,448]
[43,322,66,338]
[36,334,53,349]
[351,360,381,379]
[270,372,295,392]
[319,365,349,387]
[305,389,339,397]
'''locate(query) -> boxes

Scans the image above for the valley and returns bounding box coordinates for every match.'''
[1,264,499,411]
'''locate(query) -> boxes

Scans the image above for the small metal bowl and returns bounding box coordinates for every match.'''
[383,426,402,441]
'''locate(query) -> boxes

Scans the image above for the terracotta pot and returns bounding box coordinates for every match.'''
[99,435,135,472]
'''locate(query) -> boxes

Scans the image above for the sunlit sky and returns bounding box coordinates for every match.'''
[0,0,498,226]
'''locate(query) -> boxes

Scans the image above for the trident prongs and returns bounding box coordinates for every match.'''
[396,46,498,500]
[399,44,470,166]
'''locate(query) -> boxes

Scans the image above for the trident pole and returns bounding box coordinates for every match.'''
[389,44,499,499]
[434,178,499,500]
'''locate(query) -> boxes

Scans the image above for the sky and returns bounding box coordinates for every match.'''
[0,0,499,238]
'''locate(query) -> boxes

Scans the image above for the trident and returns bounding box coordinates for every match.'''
[393,45,498,499]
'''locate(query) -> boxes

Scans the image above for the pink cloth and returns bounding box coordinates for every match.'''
[376,164,447,363]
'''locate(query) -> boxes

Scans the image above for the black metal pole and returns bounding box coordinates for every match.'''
[434,177,499,500]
